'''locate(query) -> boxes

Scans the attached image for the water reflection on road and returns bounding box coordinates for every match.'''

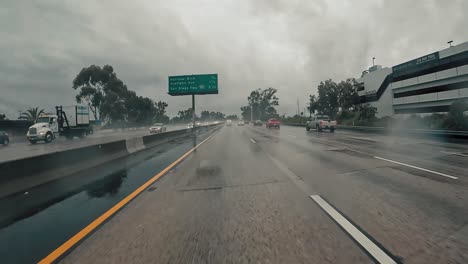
[87,170,127,198]
[0,132,207,264]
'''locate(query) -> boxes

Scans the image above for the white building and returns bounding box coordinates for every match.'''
[357,41,468,117]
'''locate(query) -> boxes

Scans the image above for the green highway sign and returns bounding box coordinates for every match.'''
[168,74,218,96]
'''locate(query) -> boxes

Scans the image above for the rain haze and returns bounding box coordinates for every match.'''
[2,2,468,264]
[1,0,467,118]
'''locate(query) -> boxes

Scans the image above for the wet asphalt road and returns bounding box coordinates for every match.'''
[0,129,212,264]
[55,125,468,264]
[1,125,468,263]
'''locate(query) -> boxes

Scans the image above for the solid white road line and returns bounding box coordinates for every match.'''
[310,195,397,264]
[374,156,458,180]
[250,138,257,144]
[440,151,468,157]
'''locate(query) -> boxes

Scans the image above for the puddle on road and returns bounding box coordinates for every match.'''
[0,169,128,229]
[185,160,224,190]
[326,148,372,159]
[86,170,127,198]
[196,160,221,176]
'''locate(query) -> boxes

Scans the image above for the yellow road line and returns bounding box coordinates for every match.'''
[39,134,215,264]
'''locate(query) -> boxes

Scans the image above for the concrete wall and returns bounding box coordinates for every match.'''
[356,68,394,117]
[0,124,220,198]
[439,41,468,58]
[389,52,468,113]
[393,89,468,106]
[393,66,468,94]
[370,84,394,117]
[357,67,392,96]
[393,74,468,94]
[357,41,468,116]
[458,65,468,75]
[392,64,468,112]
[436,68,458,80]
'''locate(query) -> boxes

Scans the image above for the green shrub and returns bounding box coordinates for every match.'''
[422,113,447,129]
[447,99,468,130]
[336,110,356,125]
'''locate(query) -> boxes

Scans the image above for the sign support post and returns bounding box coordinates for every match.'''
[192,94,196,132]
[168,73,218,133]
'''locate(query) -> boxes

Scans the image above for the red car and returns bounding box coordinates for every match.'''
[266,118,280,129]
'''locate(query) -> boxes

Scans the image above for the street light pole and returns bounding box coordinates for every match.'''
[250,104,253,124]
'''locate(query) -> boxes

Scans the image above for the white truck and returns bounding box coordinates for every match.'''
[306,115,337,133]
[26,105,93,144]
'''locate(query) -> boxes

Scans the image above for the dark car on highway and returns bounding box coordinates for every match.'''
[0,131,10,146]
[254,120,263,126]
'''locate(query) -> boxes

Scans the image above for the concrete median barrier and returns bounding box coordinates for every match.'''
[142,129,189,148]
[0,140,129,198]
[126,137,145,153]
[0,124,221,198]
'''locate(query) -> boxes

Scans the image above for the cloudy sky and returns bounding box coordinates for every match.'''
[1,0,467,118]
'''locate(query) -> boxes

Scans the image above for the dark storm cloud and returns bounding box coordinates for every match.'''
[1,0,468,118]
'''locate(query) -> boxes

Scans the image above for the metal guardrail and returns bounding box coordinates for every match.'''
[283,123,468,138]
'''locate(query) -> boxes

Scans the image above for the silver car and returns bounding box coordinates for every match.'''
[149,123,166,134]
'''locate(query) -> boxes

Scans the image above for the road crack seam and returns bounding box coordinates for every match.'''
[178,180,284,192]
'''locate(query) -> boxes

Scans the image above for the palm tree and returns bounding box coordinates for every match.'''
[20,107,45,123]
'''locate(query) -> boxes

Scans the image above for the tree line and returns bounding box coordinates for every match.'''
[73,65,169,127]
[308,78,369,118]
[240,87,279,121]
[170,109,226,123]
[2,64,232,127]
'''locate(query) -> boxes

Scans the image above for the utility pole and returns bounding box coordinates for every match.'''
[250,104,253,123]
[308,102,313,118]
[297,98,300,116]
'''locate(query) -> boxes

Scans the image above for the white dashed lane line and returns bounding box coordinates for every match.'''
[310,195,398,264]
[440,151,468,157]
[374,156,458,180]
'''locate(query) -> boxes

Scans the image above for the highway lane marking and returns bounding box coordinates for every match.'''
[374,156,458,180]
[250,138,257,144]
[287,134,297,138]
[440,151,468,157]
[310,195,398,264]
[38,133,216,264]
